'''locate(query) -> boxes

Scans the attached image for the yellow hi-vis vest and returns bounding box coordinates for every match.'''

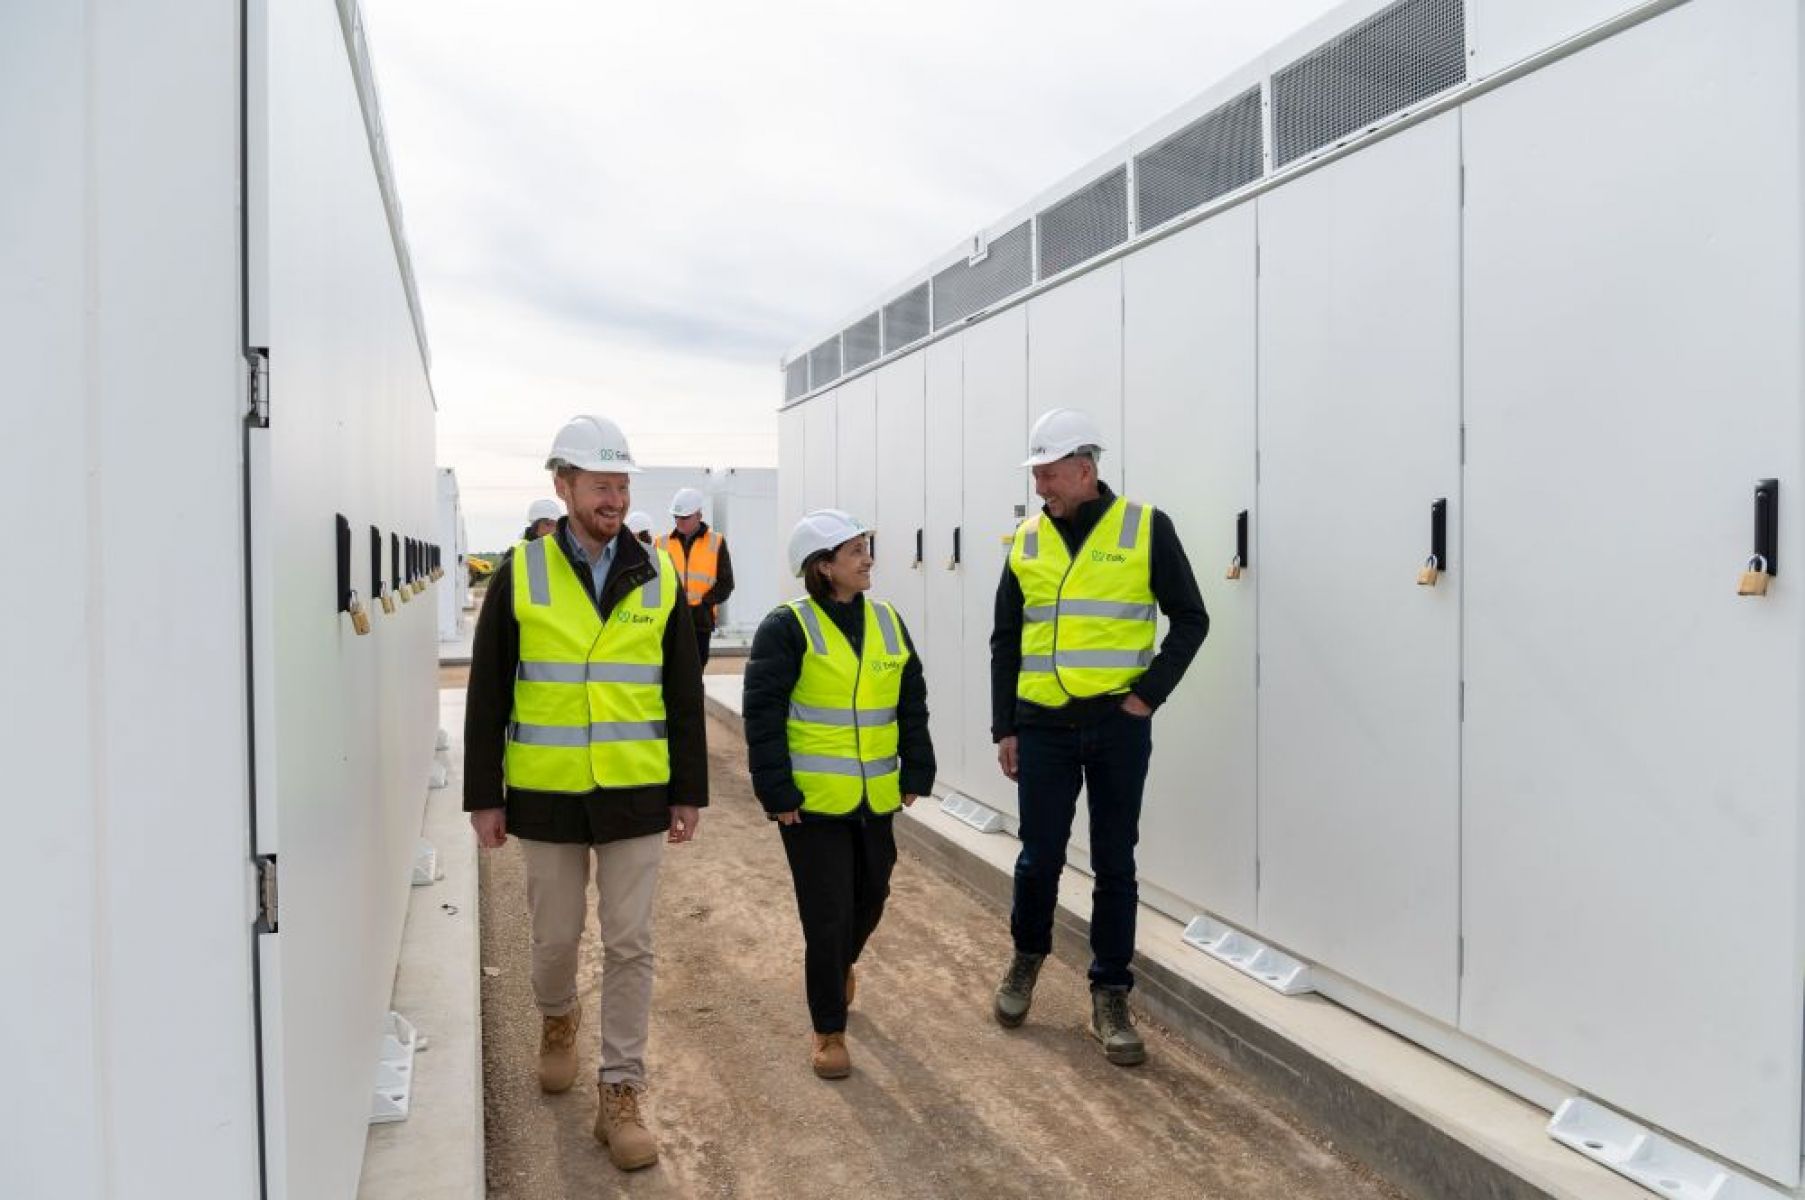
[666,530,722,617]
[785,596,910,815]
[504,535,677,792]
[1009,497,1157,708]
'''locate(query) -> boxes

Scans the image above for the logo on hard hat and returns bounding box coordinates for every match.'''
[597,448,632,463]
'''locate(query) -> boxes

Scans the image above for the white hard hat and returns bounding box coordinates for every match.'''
[625,510,653,535]
[787,509,871,577]
[1022,407,1105,467]
[545,414,641,474]
[526,498,563,524]
[669,487,706,517]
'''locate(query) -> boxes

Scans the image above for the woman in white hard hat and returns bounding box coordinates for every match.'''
[742,509,936,1079]
[625,510,655,546]
[523,498,563,542]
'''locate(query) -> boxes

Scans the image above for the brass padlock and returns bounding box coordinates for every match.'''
[380,591,397,615]
[1225,556,1243,581]
[1416,555,1441,587]
[1738,554,1772,597]
[398,583,412,603]
[413,579,426,596]
[348,592,372,636]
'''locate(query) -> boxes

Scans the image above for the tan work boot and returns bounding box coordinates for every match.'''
[538,1008,581,1093]
[811,1032,851,1080]
[844,965,857,1008]
[594,1081,659,1170]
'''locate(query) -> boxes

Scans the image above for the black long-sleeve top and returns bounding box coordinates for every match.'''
[743,595,936,819]
[990,482,1209,740]
[463,519,709,843]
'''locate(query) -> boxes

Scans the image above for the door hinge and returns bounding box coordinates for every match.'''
[1458,934,1466,977]
[254,854,278,933]
[1459,680,1466,721]
[247,347,270,428]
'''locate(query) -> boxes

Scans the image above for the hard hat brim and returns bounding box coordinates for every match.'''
[545,456,642,475]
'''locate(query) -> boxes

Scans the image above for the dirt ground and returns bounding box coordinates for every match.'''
[473,707,1402,1200]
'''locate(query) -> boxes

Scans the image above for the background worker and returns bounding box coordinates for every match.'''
[666,487,734,669]
[626,510,655,546]
[525,497,562,541]
[742,510,935,1079]
[464,414,708,1172]
[989,408,1208,1067]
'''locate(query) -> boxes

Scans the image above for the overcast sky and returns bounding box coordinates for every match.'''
[359,0,1341,550]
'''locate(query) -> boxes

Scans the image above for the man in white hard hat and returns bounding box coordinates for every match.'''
[525,498,563,541]
[463,414,708,1172]
[665,486,734,670]
[990,407,1209,1066]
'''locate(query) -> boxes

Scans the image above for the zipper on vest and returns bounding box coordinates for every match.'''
[850,601,866,808]
[1050,498,1121,700]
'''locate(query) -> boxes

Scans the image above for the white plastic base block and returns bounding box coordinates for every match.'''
[410,839,441,886]
[1547,1098,1785,1200]
[1181,915,1315,995]
[369,1011,418,1124]
[939,793,1005,834]
[428,761,449,789]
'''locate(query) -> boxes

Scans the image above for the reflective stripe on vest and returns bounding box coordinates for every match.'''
[505,536,676,792]
[1009,498,1156,707]
[783,596,910,815]
[666,529,721,610]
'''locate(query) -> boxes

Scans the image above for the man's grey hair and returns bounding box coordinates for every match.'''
[1072,445,1101,465]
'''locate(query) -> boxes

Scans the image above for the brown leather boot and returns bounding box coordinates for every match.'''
[594,1081,659,1170]
[811,1032,851,1080]
[844,965,857,1008]
[537,1008,581,1094]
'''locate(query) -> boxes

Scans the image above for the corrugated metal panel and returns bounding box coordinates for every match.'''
[1272,0,1466,166]
[1037,167,1130,278]
[1134,86,1265,231]
[932,223,1033,330]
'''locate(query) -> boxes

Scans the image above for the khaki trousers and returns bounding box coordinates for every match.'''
[520,833,664,1087]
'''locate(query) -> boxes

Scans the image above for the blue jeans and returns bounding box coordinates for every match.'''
[1009,706,1153,991]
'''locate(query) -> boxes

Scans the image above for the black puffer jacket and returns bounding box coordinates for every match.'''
[743,595,935,819]
[463,520,708,843]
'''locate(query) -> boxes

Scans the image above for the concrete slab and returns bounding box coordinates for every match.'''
[705,668,1644,1200]
[356,691,483,1200]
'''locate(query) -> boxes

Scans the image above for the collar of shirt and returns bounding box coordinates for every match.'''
[559,523,617,596]
[1046,481,1117,553]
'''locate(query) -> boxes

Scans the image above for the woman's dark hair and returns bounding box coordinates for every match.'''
[802,550,836,603]
[522,524,540,542]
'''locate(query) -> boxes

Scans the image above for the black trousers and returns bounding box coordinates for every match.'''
[693,621,712,670]
[779,816,897,1033]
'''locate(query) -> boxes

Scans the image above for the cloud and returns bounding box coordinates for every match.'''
[359,0,1342,550]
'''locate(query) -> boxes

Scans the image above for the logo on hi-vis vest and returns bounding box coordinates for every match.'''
[870,660,903,675]
[1091,549,1126,564]
[616,611,655,625]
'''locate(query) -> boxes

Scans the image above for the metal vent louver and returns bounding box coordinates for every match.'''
[843,313,881,372]
[1036,167,1129,278]
[1271,0,1465,167]
[1134,86,1264,231]
[808,336,843,388]
[882,284,930,353]
[932,223,1033,330]
[785,358,809,401]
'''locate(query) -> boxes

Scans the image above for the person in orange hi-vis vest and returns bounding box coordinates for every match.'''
[665,487,734,670]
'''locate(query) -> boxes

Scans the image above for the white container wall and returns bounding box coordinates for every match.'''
[775,0,1805,1187]
[708,467,780,634]
[438,468,468,642]
[4,3,442,1198]
[3,4,261,1196]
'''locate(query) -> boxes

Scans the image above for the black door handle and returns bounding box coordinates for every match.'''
[1430,499,1448,571]
[1235,509,1249,569]
[914,527,923,569]
[1754,478,1780,576]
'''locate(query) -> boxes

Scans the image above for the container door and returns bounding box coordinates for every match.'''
[1256,112,1463,1023]
[958,306,1030,819]
[1122,207,1259,927]
[1461,0,1804,1181]
[873,355,927,682]
[924,336,966,789]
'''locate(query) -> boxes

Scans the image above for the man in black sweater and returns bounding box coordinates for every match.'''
[990,408,1208,1066]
